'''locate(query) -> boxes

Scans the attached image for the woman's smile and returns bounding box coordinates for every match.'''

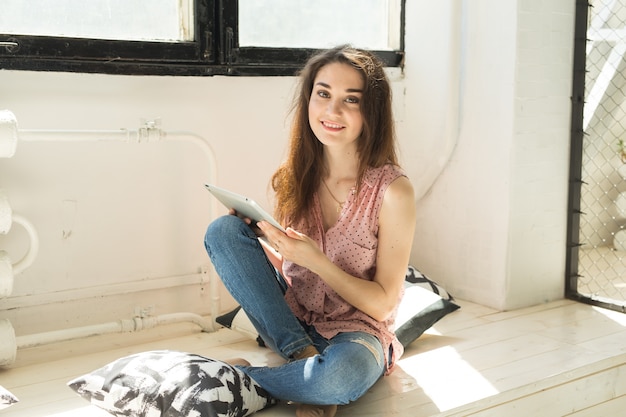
[321,120,345,131]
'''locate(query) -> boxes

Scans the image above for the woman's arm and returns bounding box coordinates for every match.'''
[258,176,416,322]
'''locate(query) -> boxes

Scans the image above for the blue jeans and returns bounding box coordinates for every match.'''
[204,215,385,405]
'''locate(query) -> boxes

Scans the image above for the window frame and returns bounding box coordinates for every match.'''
[0,0,405,76]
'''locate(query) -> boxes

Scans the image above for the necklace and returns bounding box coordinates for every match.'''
[322,180,346,213]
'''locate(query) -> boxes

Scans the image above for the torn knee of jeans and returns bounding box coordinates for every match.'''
[351,338,383,367]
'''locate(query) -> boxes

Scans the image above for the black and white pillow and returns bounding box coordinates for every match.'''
[394,265,460,347]
[67,350,276,417]
[215,306,266,347]
[0,385,18,410]
[394,279,459,347]
[404,265,455,300]
[216,265,460,348]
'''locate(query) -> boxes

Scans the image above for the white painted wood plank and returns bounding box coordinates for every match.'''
[478,344,612,392]
[537,314,626,345]
[566,395,626,417]
[448,362,626,417]
[1,300,625,417]
[2,329,249,390]
[578,328,626,355]
[479,299,575,323]
[8,322,244,369]
[1,400,111,417]
[456,333,572,371]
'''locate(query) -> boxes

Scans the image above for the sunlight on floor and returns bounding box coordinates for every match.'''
[397,345,499,412]
[593,305,626,326]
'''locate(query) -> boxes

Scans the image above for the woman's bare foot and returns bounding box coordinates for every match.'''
[293,345,320,360]
[225,358,251,367]
[296,404,338,417]
[291,346,336,417]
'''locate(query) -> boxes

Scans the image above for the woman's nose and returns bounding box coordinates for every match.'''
[326,98,342,115]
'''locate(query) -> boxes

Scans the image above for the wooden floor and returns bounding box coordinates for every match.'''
[1,298,625,417]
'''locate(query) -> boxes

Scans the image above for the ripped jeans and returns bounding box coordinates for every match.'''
[204,215,385,405]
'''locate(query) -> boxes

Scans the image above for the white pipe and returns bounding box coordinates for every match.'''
[17,322,125,349]
[413,1,466,201]
[18,127,218,215]
[155,312,213,331]
[0,191,39,276]
[10,123,222,349]
[15,312,213,349]
[203,263,221,333]
[0,319,16,366]
[4,272,205,310]
[18,127,218,184]
[19,129,134,142]
[10,214,39,275]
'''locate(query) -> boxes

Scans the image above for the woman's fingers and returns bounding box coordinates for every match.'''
[257,221,285,249]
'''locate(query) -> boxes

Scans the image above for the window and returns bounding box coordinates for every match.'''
[239,0,401,50]
[1,0,194,42]
[566,0,626,313]
[0,0,404,76]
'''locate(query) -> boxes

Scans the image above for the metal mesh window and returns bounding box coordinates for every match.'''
[568,0,626,312]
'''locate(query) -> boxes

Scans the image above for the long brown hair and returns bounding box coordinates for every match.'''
[272,45,398,228]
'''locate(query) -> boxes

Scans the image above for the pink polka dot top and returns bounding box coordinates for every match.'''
[283,163,406,373]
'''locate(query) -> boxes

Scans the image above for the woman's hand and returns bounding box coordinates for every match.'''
[259,175,415,323]
[228,209,264,237]
[257,221,324,268]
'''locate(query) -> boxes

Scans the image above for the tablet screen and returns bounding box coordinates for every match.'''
[204,184,285,232]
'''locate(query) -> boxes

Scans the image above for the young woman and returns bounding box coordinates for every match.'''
[204,45,416,417]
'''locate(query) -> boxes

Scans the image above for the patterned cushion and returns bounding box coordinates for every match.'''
[395,280,460,347]
[67,350,276,417]
[215,306,266,347]
[0,385,18,410]
[217,265,460,348]
[394,265,460,347]
[404,265,455,300]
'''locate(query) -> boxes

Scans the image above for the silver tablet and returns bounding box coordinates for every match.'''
[204,184,285,232]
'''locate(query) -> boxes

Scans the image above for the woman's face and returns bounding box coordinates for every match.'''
[308,62,364,150]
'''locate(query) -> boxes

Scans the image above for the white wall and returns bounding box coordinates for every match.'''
[0,0,576,338]
[406,0,574,310]
[0,74,298,335]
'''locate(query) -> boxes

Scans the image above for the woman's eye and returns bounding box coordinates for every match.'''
[345,96,360,104]
[317,90,330,98]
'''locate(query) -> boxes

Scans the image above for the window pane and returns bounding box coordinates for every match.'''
[0,0,194,42]
[239,0,401,50]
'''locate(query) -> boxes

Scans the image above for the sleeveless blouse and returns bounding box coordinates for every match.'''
[282,163,406,374]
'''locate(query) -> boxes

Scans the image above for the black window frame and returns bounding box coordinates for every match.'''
[0,0,405,77]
